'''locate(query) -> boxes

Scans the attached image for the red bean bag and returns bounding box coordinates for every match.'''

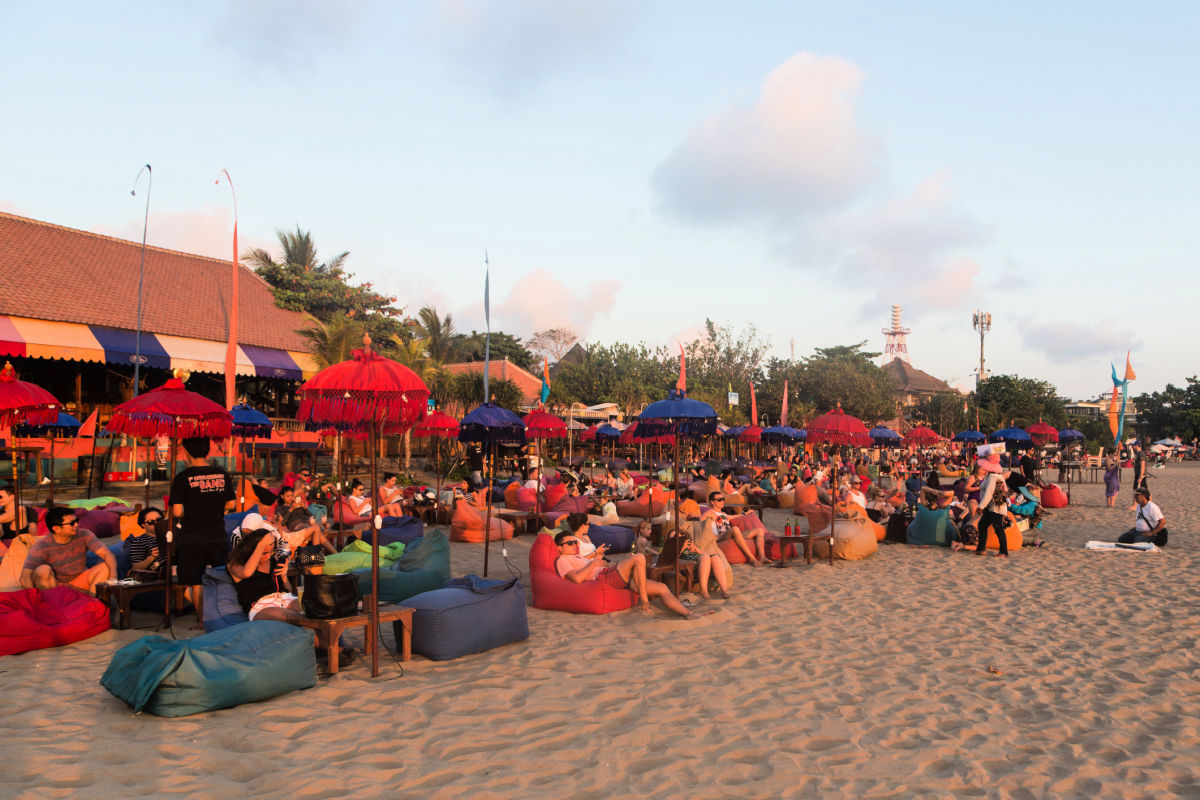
[329,498,370,527]
[614,494,666,518]
[718,531,798,564]
[793,484,819,516]
[0,586,111,656]
[450,499,514,543]
[528,532,636,614]
[503,483,538,512]
[800,503,832,536]
[1041,484,1069,508]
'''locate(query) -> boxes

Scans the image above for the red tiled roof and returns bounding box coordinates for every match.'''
[0,211,312,351]
[882,358,954,395]
[444,359,543,404]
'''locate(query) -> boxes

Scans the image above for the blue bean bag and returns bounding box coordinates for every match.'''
[101,621,317,716]
[586,524,635,553]
[201,567,248,631]
[357,529,450,603]
[906,506,955,547]
[400,575,529,661]
[375,515,425,546]
[223,506,261,540]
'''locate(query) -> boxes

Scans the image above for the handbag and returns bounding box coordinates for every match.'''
[301,572,360,619]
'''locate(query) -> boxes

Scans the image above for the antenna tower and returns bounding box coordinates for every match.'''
[882,304,911,363]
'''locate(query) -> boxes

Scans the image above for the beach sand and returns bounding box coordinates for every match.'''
[3,463,1198,799]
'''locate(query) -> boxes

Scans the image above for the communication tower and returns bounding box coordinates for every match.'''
[882,304,911,363]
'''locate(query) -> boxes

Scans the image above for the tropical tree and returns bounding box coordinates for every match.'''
[449,372,523,414]
[528,327,578,361]
[296,312,363,369]
[973,374,1066,431]
[786,342,897,421]
[417,307,458,363]
[451,330,537,371]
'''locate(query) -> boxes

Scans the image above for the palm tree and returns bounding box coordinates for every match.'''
[297,312,362,369]
[390,334,442,471]
[244,226,349,275]
[418,306,457,364]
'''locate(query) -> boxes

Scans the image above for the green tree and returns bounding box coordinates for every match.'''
[683,320,770,422]
[786,342,897,421]
[549,341,675,413]
[451,331,536,371]
[296,312,364,369]
[1133,378,1200,442]
[416,307,458,363]
[449,372,523,413]
[973,374,1066,431]
[909,391,971,437]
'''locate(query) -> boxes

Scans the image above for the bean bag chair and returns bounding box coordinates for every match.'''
[793,484,819,515]
[65,496,126,511]
[529,532,636,614]
[400,575,529,661]
[800,503,832,537]
[324,540,406,574]
[118,512,142,541]
[506,484,537,512]
[359,529,451,603]
[101,620,316,716]
[548,495,591,516]
[330,499,371,528]
[449,499,513,543]
[718,532,798,565]
[614,494,665,518]
[0,533,37,591]
[375,515,425,546]
[976,517,1024,552]
[223,505,261,539]
[77,506,133,539]
[543,482,568,510]
[1041,484,1069,508]
[503,482,521,509]
[0,586,111,656]
[812,518,879,561]
[776,489,795,510]
[202,567,248,631]
[586,524,635,553]
[906,507,955,547]
[834,503,886,542]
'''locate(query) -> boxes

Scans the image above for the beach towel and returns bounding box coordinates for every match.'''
[1085,541,1159,552]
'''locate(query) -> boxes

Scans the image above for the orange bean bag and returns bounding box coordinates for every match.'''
[615,494,666,518]
[449,499,514,543]
[812,518,879,561]
[543,482,568,510]
[834,503,886,542]
[800,503,832,536]
[504,483,537,512]
[793,484,819,516]
[976,516,1023,552]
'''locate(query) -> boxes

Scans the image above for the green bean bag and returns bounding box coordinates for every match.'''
[322,539,405,574]
[906,506,955,547]
[100,621,316,717]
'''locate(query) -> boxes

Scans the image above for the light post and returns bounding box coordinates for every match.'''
[972,310,991,430]
[129,164,152,397]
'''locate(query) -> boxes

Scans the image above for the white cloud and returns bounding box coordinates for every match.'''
[456,267,618,339]
[208,0,365,72]
[92,208,274,262]
[1017,317,1141,362]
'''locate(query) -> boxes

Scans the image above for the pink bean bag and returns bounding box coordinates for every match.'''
[528,533,635,614]
[450,499,514,543]
[0,586,111,656]
[548,496,591,516]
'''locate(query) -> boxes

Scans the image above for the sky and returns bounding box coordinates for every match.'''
[2,1,1196,402]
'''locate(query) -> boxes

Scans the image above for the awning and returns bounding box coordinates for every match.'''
[1,314,316,379]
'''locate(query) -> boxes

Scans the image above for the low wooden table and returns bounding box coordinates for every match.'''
[771,534,814,568]
[294,602,414,674]
[95,578,167,629]
[496,508,541,534]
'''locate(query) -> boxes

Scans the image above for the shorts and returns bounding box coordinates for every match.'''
[248,592,300,621]
[175,540,228,586]
[599,566,629,590]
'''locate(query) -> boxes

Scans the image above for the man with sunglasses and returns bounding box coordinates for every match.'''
[553,528,695,619]
[20,506,116,595]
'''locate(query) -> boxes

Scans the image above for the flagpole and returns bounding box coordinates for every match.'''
[130,165,152,398]
[216,170,239,410]
[483,251,490,403]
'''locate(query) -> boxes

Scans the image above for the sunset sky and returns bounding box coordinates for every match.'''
[3,1,1196,400]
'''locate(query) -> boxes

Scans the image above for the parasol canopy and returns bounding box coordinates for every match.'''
[953,429,987,442]
[578,424,598,442]
[413,410,460,439]
[523,410,567,439]
[761,425,804,444]
[296,342,430,434]
[738,424,763,443]
[905,425,945,445]
[230,404,274,439]
[14,411,80,438]
[723,425,745,439]
[457,403,527,447]
[0,362,59,429]
[989,427,1033,446]
[106,378,232,439]
[634,390,718,439]
[1058,428,1085,443]
[1152,437,1183,448]
[806,407,871,447]
[1025,420,1059,445]
[869,425,902,444]
[594,423,622,441]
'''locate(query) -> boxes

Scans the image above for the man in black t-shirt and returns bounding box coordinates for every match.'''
[466,443,485,489]
[170,437,236,626]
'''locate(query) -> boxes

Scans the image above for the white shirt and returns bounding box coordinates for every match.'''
[1135,501,1164,532]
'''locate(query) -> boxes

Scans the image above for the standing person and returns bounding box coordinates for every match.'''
[20,507,117,594]
[466,443,485,490]
[1103,449,1121,508]
[1130,441,1146,504]
[170,437,237,627]
[974,462,1010,558]
[1118,487,1167,546]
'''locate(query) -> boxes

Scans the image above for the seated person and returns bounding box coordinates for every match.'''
[377,473,407,517]
[127,507,164,574]
[841,476,867,509]
[19,506,117,595]
[560,513,600,556]
[0,486,34,541]
[588,489,620,526]
[1118,487,1167,546]
[613,468,635,499]
[227,528,300,622]
[345,480,373,519]
[671,520,732,600]
[554,529,695,618]
[273,487,336,554]
[701,491,766,566]
[904,473,924,507]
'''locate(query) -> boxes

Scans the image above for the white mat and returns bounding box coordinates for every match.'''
[1085,540,1159,552]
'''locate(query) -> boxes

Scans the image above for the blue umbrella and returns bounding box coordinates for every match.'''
[990,427,1033,445]
[1058,428,1085,443]
[762,425,805,444]
[595,423,622,440]
[458,403,526,576]
[723,425,746,439]
[635,389,718,532]
[230,403,274,438]
[869,425,902,444]
[952,430,987,443]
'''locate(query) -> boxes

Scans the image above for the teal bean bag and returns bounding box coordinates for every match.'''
[906,506,956,547]
[357,529,451,603]
[100,621,317,717]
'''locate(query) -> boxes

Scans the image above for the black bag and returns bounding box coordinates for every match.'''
[301,573,360,619]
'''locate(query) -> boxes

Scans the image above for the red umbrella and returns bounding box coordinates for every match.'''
[522,410,567,521]
[739,425,763,443]
[296,337,429,677]
[412,410,459,523]
[806,407,871,447]
[905,424,945,446]
[579,425,598,442]
[0,362,59,539]
[1026,420,1059,445]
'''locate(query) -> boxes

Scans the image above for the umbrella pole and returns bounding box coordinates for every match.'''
[48,436,55,505]
[335,433,345,533]
[673,423,681,543]
[163,434,178,631]
[369,421,381,678]
[483,440,493,577]
[144,439,152,510]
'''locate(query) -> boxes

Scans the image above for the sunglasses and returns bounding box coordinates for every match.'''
[59,520,78,527]
[560,540,580,547]
[712,497,725,502]
[143,518,162,525]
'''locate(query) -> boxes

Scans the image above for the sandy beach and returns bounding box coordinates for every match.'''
[3,463,1198,799]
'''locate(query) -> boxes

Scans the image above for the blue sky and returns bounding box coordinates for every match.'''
[3,1,1196,401]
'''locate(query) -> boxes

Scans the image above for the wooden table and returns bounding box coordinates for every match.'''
[497,508,540,534]
[294,602,414,674]
[771,534,815,568]
[95,578,167,629]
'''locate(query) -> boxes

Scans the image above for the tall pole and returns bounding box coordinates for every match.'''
[216,170,239,410]
[972,310,991,431]
[130,164,152,397]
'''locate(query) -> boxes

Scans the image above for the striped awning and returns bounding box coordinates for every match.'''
[1,315,317,378]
